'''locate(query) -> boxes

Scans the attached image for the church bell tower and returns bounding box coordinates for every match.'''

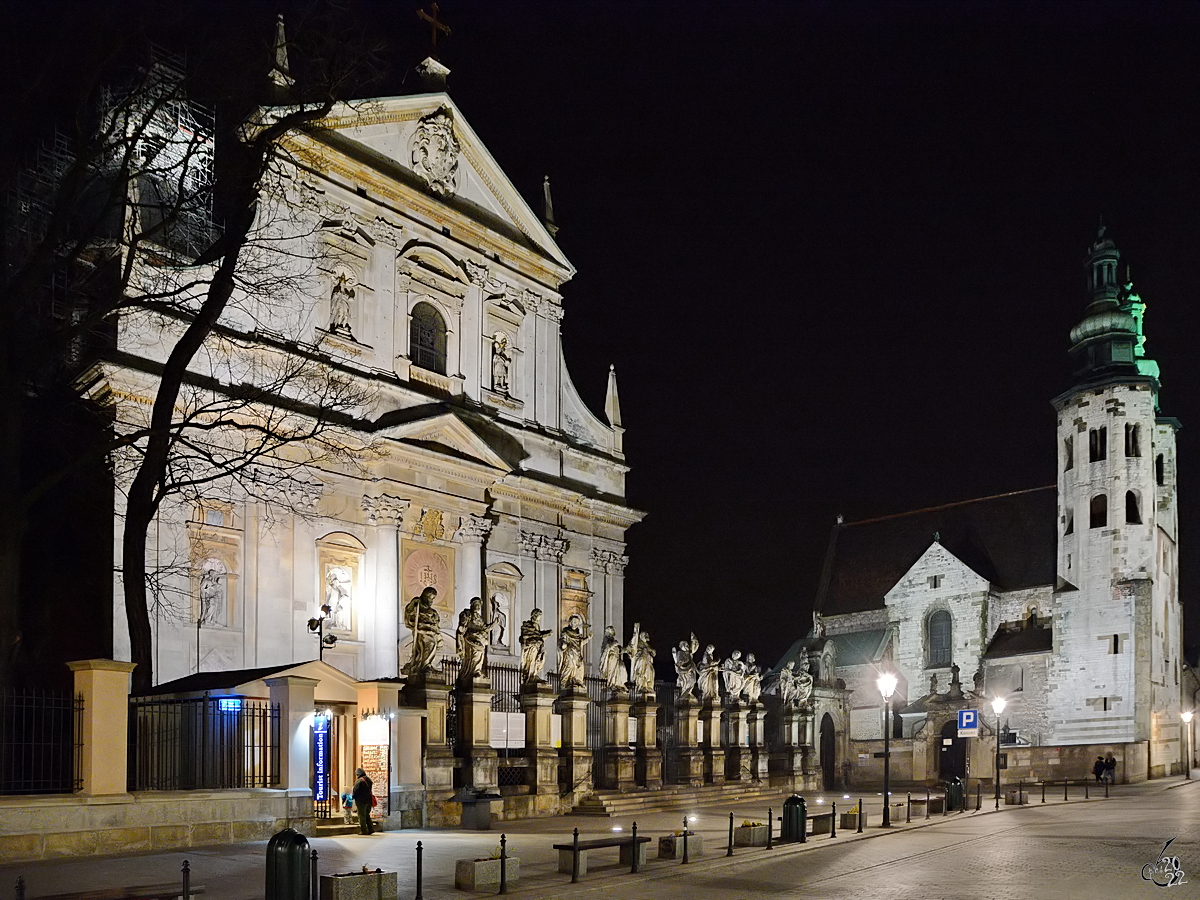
[1049,227,1181,755]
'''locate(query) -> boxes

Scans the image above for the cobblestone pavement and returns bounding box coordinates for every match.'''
[3,778,1198,898]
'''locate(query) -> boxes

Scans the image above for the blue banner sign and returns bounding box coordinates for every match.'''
[313,714,330,802]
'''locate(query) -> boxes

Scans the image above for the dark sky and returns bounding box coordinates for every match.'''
[7,1,1200,668]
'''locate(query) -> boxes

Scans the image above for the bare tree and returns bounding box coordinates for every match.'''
[2,10,384,692]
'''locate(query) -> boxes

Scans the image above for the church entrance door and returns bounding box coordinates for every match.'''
[820,714,836,790]
[938,720,966,780]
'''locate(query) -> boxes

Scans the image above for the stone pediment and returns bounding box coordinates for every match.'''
[378,411,512,472]
[304,95,573,279]
[885,541,991,603]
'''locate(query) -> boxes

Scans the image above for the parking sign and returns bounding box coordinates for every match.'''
[957,709,979,738]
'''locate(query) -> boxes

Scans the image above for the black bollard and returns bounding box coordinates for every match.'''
[415,841,424,900]
[727,812,735,857]
[498,834,508,896]
[182,860,190,900]
[799,797,807,844]
[857,798,863,833]
[907,792,912,824]
[1085,780,1089,800]
[976,782,981,811]
[1041,780,1046,803]
[309,850,318,900]
[15,877,26,900]
[631,821,640,873]
[925,788,931,820]
[830,801,837,838]
[1064,779,1069,801]
[766,807,773,850]
[1106,779,1110,799]
[682,824,690,864]
[943,789,947,817]
[571,828,580,883]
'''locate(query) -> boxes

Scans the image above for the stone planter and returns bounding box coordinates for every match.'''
[454,857,520,891]
[840,812,859,831]
[319,871,398,900]
[733,825,767,847]
[657,833,703,859]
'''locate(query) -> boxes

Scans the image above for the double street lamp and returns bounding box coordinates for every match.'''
[1182,711,1194,779]
[877,672,898,827]
[992,696,1006,809]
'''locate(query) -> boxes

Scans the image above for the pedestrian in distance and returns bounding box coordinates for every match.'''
[1103,752,1117,784]
[1093,756,1106,783]
[352,767,374,835]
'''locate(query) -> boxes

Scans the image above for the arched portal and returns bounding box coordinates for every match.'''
[939,719,967,780]
[820,713,837,790]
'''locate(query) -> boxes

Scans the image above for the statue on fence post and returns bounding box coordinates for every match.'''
[794,655,814,707]
[628,624,656,698]
[402,587,442,678]
[673,633,700,699]
[778,660,799,708]
[599,624,628,694]
[558,613,592,690]
[518,608,552,685]
[697,643,721,703]
[455,596,493,684]
[722,649,747,702]
[743,653,762,705]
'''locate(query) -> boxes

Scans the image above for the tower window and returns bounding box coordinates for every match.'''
[927,610,951,667]
[410,301,448,374]
[1156,454,1165,486]
[1125,491,1141,525]
[1064,436,1074,472]
[1090,494,1107,528]
[1065,509,1074,535]
[1089,427,1107,462]
[1124,423,1141,457]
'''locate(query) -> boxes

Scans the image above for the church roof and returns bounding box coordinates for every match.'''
[815,487,1057,617]
[984,623,1054,658]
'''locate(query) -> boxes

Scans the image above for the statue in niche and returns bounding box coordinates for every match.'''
[628,624,656,698]
[929,673,939,696]
[489,593,508,647]
[198,558,226,626]
[455,596,494,683]
[558,612,592,690]
[402,587,443,678]
[972,668,984,696]
[743,653,762,705]
[599,625,628,693]
[329,273,355,336]
[795,655,814,706]
[778,661,799,708]
[722,649,747,702]
[325,565,352,631]
[518,608,552,684]
[949,662,964,698]
[673,633,699,698]
[697,644,721,703]
[491,332,511,394]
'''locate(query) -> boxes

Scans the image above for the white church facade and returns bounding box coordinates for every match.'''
[801,228,1183,786]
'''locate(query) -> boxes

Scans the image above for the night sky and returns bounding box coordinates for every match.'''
[6,2,1200,669]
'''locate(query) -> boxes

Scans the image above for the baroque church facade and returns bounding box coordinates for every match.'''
[800,229,1183,785]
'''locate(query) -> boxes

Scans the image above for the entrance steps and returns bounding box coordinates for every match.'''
[574,782,783,817]
[314,822,362,837]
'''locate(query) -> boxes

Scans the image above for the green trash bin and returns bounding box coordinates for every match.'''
[945,778,963,811]
[266,828,310,900]
[781,794,806,843]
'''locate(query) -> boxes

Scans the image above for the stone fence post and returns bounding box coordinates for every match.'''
[67,659,136,796]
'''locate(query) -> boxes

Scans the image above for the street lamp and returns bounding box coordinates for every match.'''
[877,672,898,827]
[307,604,338,661]
[992,696,1006,809]
[1182,711,1193,779]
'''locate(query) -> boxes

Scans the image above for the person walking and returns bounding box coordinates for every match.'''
[1092,756,1106,783]
[1103,752,1117,784]
[352,768,374,835]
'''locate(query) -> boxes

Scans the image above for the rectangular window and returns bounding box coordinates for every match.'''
[928,574,942,589]
[1125,423,1141,457]
[1064,436,1074,471]
[1089,426,1107,462]
[1111,634,1121,654]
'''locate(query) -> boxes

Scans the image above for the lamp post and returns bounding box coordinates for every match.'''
[1182,711,1193,779]
[307,604,338,661]
[877,672,898,827]
[992,696,1006,809]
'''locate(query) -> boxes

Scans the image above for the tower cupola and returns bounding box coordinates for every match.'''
[1067,226,1139,382]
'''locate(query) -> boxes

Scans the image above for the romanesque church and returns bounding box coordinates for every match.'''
[788,228,1183,786]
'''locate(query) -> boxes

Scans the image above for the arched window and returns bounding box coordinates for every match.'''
[1125,491,1141,525]
[1090,494,1107,528]
[928,610,951,667]
[410,301,447,374]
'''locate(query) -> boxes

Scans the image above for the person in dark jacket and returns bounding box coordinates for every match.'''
[352,768,374,835]
[1092,757,1105,783]
[1103,752,1117,784]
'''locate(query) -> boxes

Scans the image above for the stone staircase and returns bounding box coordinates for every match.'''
[574,782,785,817]
[314,821,362,837]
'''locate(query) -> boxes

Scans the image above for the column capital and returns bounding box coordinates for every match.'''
[361,493,410,526]
[454,514,493,544]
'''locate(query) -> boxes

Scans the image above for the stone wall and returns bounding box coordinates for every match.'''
[1000,741,1149,783]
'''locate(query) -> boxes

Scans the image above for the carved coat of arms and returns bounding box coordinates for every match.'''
[410,108,460,196]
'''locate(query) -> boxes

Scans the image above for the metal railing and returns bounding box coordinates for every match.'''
[0,689,82,795]
[128,695,279,790]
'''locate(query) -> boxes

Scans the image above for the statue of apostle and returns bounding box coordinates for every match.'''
[558,613,592,690]
[402,587,442,678]
[518,609,552,684]
[628,624,656,698]
[722,649,747,702]
[743,653,763,705]
[673,633,699,698]
[599,625,628,693]
[795,655,815,706]
[455,597,493,684]
[697,644,722,703]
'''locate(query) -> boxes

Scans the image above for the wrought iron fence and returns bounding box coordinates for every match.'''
[0,689,82,795]
[128,695,279,791]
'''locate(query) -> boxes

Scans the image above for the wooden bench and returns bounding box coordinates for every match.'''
[35,885,205,900]
[552,836,651,875]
